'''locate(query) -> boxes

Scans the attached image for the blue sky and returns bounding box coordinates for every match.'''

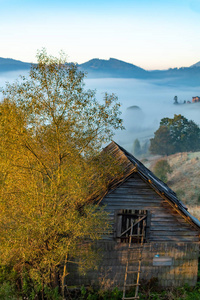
[1,0,200,69]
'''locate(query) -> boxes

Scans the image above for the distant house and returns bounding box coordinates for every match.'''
[67,142,200,289]
[192,96,200,103]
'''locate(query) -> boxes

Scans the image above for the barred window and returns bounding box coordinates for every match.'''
[116,209,150,243]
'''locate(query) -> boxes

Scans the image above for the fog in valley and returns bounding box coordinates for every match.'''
[85,78,200,152]
[1,71,200,153]
[0,70,29,87]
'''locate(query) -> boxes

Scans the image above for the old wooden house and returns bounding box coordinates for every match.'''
[67,141,200,289]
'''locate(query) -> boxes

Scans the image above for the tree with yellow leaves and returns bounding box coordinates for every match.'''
[0,49,123,298]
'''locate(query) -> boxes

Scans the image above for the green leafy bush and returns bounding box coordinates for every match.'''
[0,282,19,300]
[153,159,172,183]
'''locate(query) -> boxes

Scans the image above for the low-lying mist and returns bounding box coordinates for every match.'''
[85,78,200,152]
[0,70,29,87]
[0,72,199,153]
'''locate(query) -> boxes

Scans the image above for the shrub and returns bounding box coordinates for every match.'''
[0,282,19,300]
[153,160,172,183]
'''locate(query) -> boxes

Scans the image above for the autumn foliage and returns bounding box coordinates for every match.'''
[0,50,123,298]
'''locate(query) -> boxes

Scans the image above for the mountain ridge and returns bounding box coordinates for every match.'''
[0,57,31,72]
[190,61,200,68]
[1,56,200,86]
[79,57,145,70]
[78,58,200,85]
[79,57,148,79]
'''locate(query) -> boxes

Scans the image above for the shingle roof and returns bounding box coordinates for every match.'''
[103,141,200,230]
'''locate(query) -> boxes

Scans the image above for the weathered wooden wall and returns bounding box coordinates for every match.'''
[67,171,199,288]
[67,241,199,288]
[101,172,199,242]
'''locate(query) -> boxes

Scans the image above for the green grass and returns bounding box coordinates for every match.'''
[65,282,200,300]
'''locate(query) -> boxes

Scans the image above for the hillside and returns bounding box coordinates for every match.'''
[79,58,200,86]
[79,59,200,86]
[79,58,148,78]
[0,57,31,72]
[146,152,200,220]
[1,56,200,86]
[190,61,200,68]
[150,66,200,86]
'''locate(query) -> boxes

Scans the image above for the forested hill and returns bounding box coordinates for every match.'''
[1,56,200,86]
[0,57,31,72]
[79,58,148,78]
[79,58,200,86]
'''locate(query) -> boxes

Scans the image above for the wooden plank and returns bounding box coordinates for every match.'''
[150,226,195,232]
[113,185,152,190]
[114,209,174,216]
[151,215,186,220]
[104,205,162,210]
[105,208,169,214]
[151,218,187,223]
[150,231,198,236]
[146,211,151,243]
[124,176,145,181]
[103,197,161,202]
[151,222,192,228]
[112,190,159,196]
[117,213,147,217]
[103,202,163,206]
[125,178,145,184]
[118,182,148,188]
[117,214,122,237]
[151,215,189,220]
[119,216,147,237]
[150,235,199,241]
[151,213,182,218]
[111,188,157,195]
[104,201,162,206]
[104,204,162,209]
[104,206,163,212]
[147,209,174,213]
[150,236,199,242]
[105,193,162,199]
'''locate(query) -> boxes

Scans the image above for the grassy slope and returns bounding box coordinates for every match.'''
[143,151,200,221]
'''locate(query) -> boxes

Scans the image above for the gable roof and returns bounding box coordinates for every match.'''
[103,141,200,230]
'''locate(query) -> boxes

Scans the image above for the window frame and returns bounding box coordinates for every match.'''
[115,209,151,243]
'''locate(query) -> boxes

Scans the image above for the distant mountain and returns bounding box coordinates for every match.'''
[79,58,200,86]
[190,61,200,68]
[1,56,200,86]
[149,67,200,86]
[78,58,149,79]
[0,57,31,72]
